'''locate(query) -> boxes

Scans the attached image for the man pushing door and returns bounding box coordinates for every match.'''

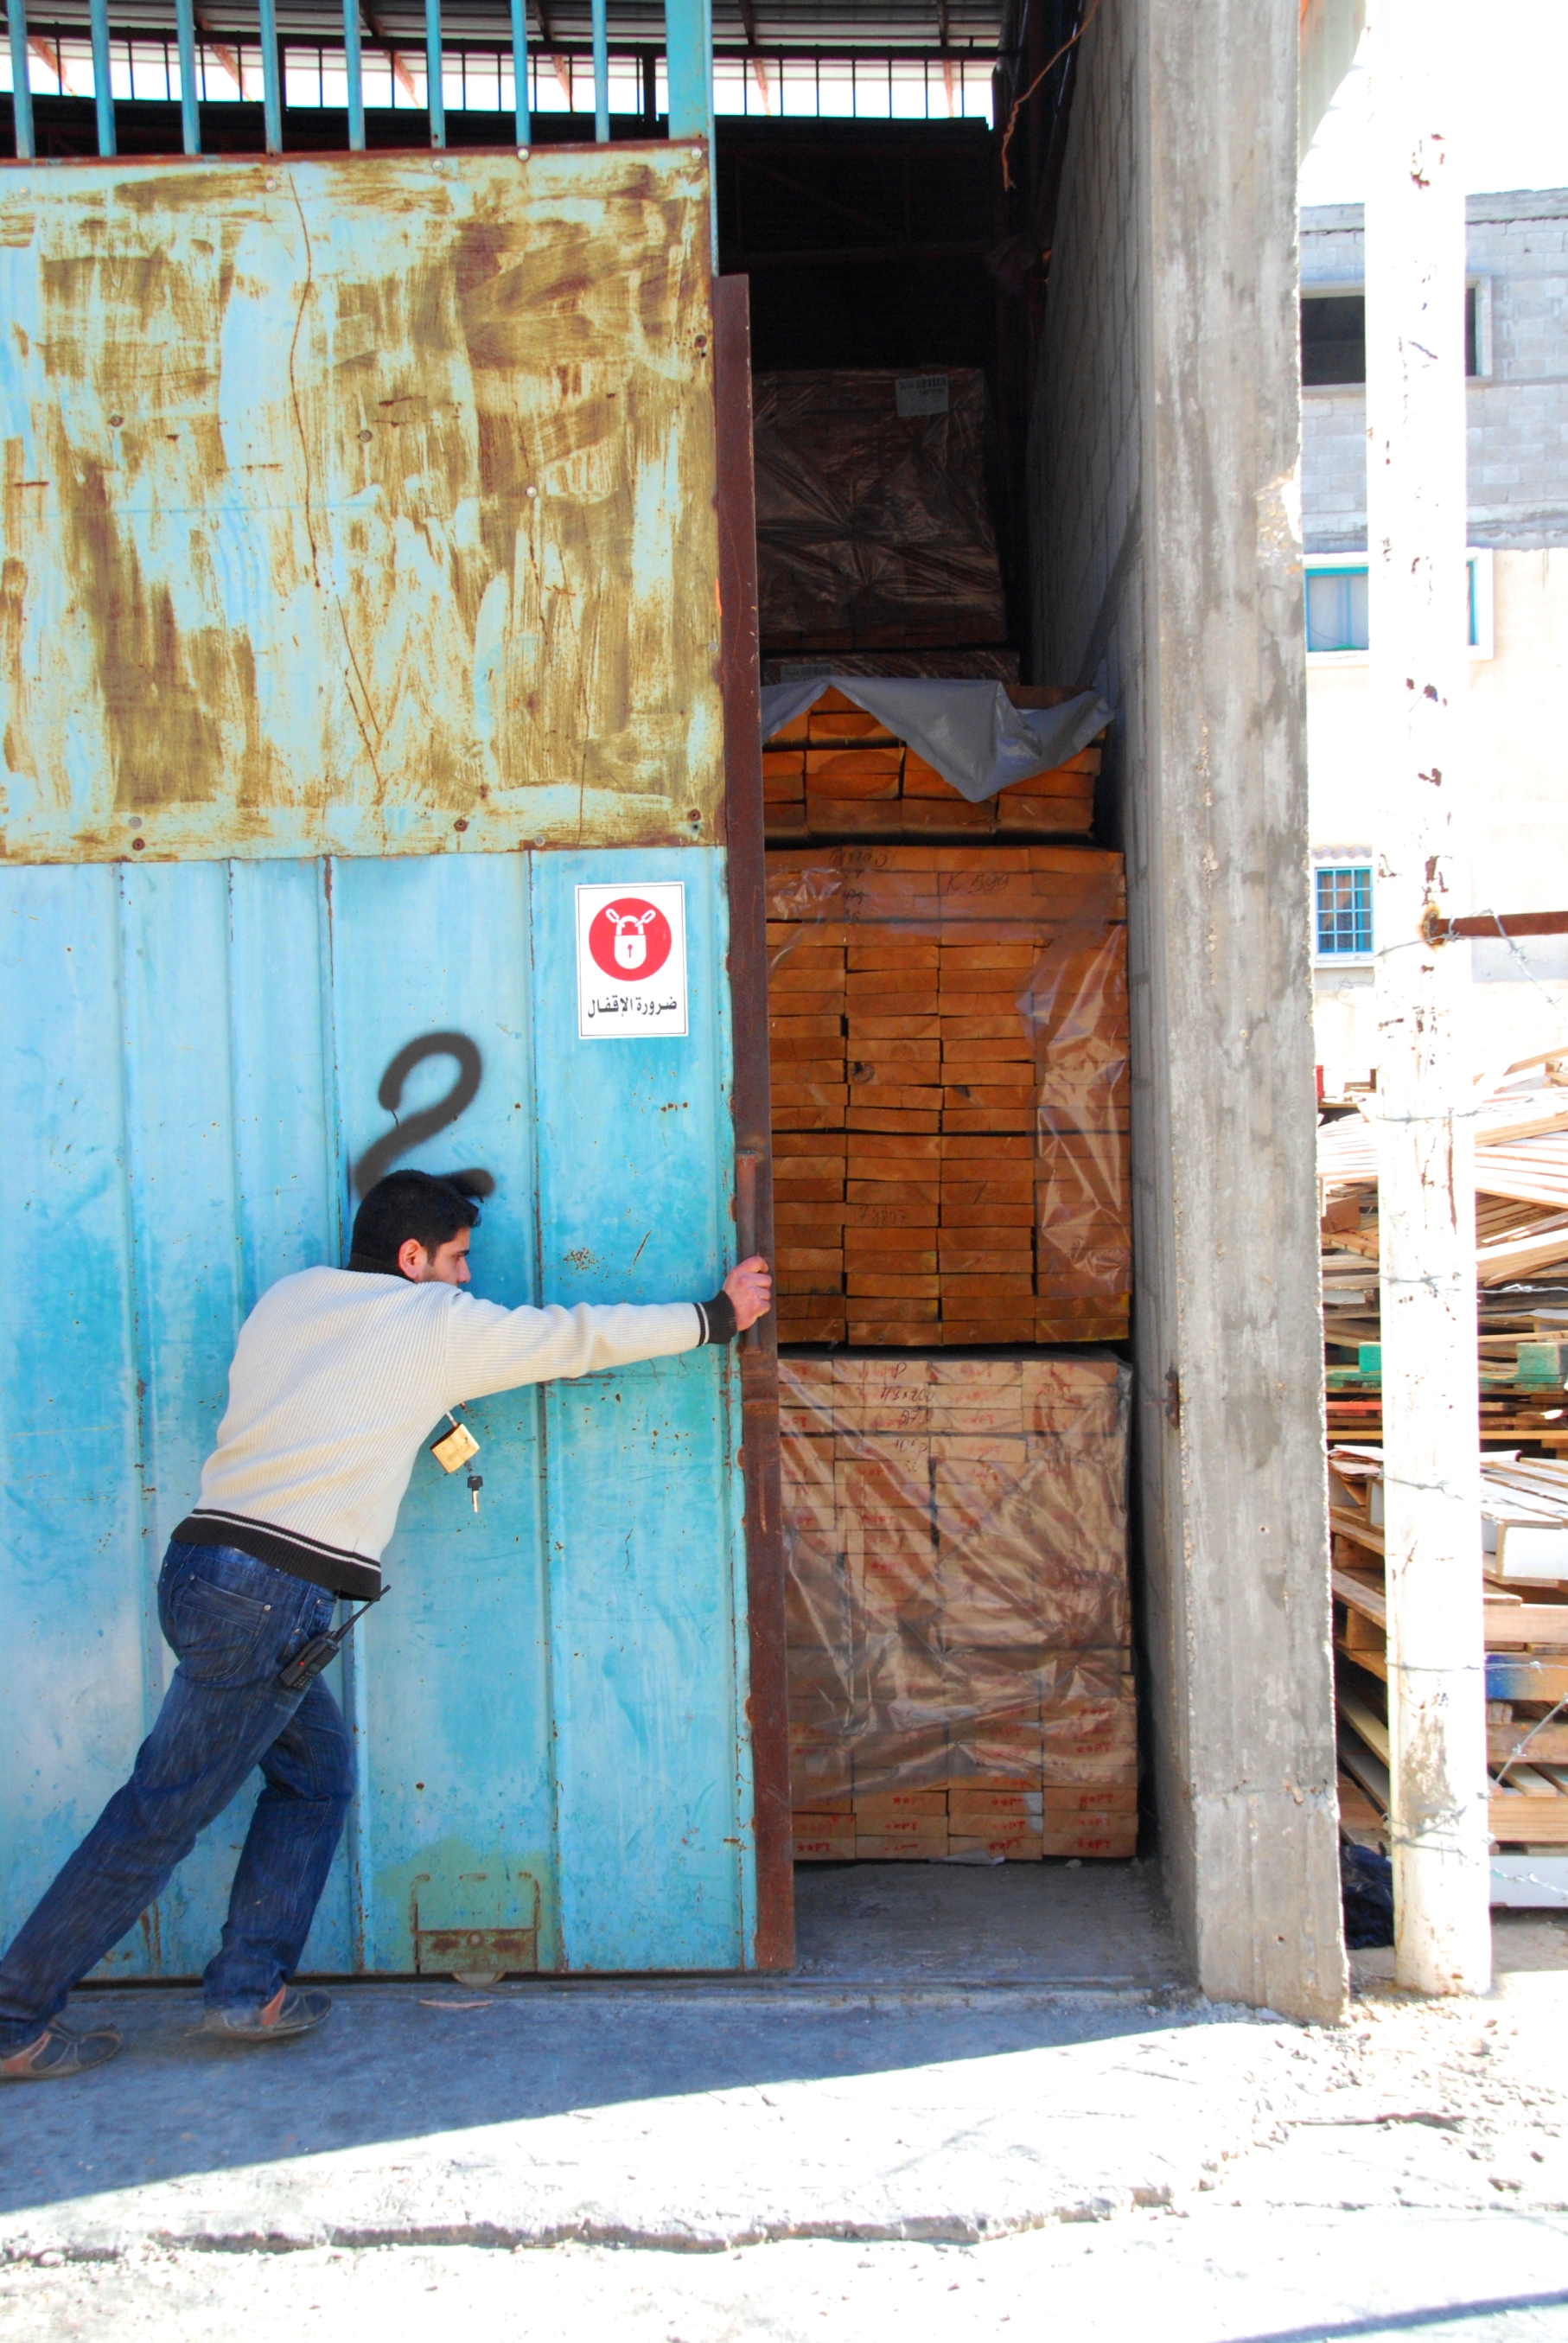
[0,1168,770,2080]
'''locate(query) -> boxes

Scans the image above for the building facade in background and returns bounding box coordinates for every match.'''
[1302,188,1568,1095]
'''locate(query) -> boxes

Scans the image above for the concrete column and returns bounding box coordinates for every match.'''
[1364,0,1492,1996]
[1029,0,1347,2018]
[1138,0,1348,2019]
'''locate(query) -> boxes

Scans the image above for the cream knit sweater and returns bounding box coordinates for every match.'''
[175,1267,704,1599]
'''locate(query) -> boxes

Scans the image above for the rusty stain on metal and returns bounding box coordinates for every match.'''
[714,274,793,1972]
[0,146,723,863]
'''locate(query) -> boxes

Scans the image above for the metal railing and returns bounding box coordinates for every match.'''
[3,0,714,156]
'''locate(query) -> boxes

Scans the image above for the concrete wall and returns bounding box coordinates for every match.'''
[1029,0,1346,2022]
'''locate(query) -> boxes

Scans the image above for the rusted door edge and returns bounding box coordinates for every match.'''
[0,137,707,172]
[714,271,794,1972]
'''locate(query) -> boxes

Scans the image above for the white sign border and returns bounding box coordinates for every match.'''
[575,878,690,1042]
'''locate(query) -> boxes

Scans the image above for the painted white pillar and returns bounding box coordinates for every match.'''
[1365,0,1491,1995]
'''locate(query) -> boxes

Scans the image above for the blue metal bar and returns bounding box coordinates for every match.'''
[257,0,283,150]
[590,0,608,140]
[174,0,200,152]
[343,0,365,148]
[424,0,444,147]
[6,0,35,159]
[508,0,529,141]
[663,0,712,147]
[88,0,113,153]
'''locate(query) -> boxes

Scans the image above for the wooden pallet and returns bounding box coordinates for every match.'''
[1329,1446,1568,1846]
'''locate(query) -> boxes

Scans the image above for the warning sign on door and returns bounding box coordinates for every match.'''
[576,880,689,1039]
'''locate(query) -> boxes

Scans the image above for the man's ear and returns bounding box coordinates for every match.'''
[396,1237,427,1281]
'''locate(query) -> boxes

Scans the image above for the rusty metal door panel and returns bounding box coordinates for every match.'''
[0,857,350,1976]
[532,849,753,1970]
[316,847,553,1976]
[0,846,755,1974]
[0,865,150,1966]
[0,146,723,865]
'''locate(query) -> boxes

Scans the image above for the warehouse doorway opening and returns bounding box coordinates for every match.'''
[721,102,1154,1982]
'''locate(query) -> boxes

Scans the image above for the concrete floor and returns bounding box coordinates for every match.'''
[6,2207,1567,2342]
[2,1877,1565,2343]
[792,1857,1181,1988]
[0,1860,1189,2256]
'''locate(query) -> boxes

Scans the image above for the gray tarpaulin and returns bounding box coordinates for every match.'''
[758,678,1113,806]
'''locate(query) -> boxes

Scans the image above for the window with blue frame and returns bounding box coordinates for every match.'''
[1304,560,1482,654]
[1316,866,1374,958]
[1305,568,1370,654]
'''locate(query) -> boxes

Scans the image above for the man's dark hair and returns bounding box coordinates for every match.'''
[348,1170,484,1277]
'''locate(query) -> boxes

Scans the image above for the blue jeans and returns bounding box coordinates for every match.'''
[0,1542,354,2049]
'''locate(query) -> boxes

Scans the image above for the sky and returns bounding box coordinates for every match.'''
[1299,0,1568,207]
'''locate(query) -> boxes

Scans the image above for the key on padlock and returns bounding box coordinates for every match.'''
[468,1472,483,1515]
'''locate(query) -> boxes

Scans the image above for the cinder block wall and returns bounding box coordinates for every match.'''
[1029,0,1347,2021]
[1303,191,1568,552]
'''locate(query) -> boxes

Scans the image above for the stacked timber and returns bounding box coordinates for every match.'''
[1320,1066,1568,1446]
[753,374,1139,1867]
[763,685,1102,843]
[752,369,1007,652]
[764,649,1022,682]
[768,845,1131,1347]
[1329,1446,1568,1851]
[782,1352,1138,1861]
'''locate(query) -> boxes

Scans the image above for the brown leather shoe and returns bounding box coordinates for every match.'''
[0,2018,122,2080]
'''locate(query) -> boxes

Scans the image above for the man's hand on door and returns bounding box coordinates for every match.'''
[724,1255,773,1331]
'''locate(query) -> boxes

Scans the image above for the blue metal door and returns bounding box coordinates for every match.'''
[0,137,781,1976]
[0,846,755,1973]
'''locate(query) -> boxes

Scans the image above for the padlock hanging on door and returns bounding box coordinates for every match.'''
[430,1413,479,1473]
[430,1412,484,1516]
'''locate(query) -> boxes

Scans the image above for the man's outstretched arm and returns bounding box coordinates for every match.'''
[440,1255,774,1403]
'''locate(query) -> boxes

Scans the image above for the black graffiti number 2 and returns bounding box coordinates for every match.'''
[353,1030,496,1199]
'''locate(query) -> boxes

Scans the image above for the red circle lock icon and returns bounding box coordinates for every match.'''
[589,896,673,982]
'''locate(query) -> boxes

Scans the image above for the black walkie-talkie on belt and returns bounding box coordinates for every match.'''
[277,1588,386,1692]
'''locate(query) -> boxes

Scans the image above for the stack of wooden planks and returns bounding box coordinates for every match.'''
[768,845,1130,1347]
[1320,1070,1568,1445]
[753,368,1006,651]
[1329,1446,1568,1849]
[783,1352,1138,1861]
[763,686,1102,842]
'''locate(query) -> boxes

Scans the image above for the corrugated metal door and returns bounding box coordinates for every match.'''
[0,148,780,1973]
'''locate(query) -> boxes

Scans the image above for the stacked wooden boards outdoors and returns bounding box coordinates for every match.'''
[768,845,1131,1347]
[781,1353,1137,1861]
[1320,1073,1568,1445]
[1329,1447,1568,1850]
[763,686,1102,842]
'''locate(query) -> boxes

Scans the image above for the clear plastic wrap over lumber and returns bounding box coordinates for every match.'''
[1023,923,1131,1305]
[782,1353,1133,1803]
[764,846,1130,1344]
[752,370,1007,650]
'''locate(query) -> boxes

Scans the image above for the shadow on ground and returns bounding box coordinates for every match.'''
[0,1861,1183,2218]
